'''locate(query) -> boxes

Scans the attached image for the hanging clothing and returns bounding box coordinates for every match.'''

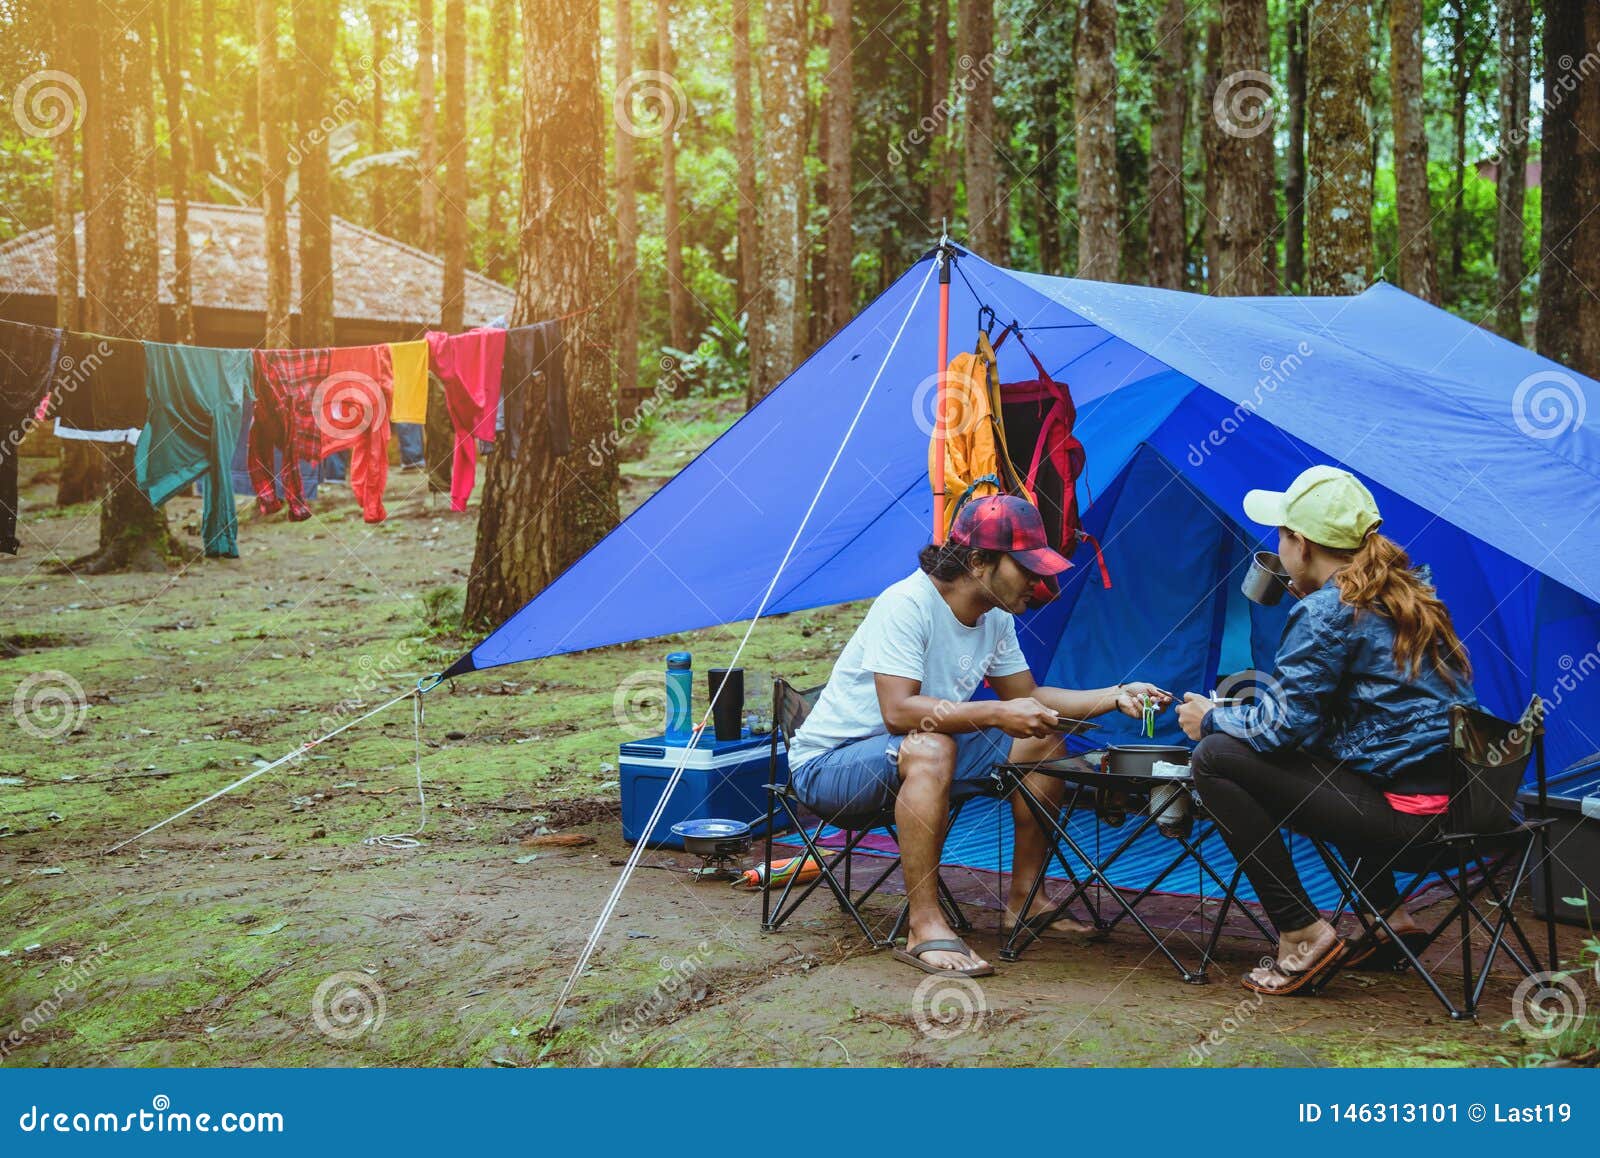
[501,319,571,457]
[250,348,331,519]
[930,330,1034,537]
[314,344,394,523]
[423,371,454,495]
[426,328,506,511]
[0,320,63,554]
[387,339,429,424]
[51,332,148,437]
[136,343,252,559]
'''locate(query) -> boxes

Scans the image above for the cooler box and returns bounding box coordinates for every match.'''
[1519,761,1600,925]
[620,730,787,848]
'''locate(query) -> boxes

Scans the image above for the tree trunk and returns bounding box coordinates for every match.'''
[1305,0,1372,295]
[1201,17,1220,289]
[749,0,806,403]
[1073,0,1117,281]
[1538,1,1582,364]
[1575,6,1600,379]
[1447,1,1477,283]
[85,0,173,572]
[257,0,291,347]
[1210,0,1274,295]
[1284,0,1306,291]
[733,0,759,328]
[53,3,99,508]
[152,0,196,345]
[191,0,217,176]
[1146,0,1186,289]
[440,0,467,332]
[1387,0,1440,304]
[928,0,951,226]
[297,0,337,347]
[1493,0,1531,340]
[483,0,515,278]
[657,0,690,359]
[369,2,389,227]
[614,0,640,415]
[465,0,619,627]
[418,0,439,251]
[958,0,999,254]
[1035,74,1061,275]
[824,0,852,334]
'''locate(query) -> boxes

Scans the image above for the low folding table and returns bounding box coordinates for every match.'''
[990,755,1276,983]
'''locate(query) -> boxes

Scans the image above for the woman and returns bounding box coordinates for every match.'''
[1177,465,1476,996]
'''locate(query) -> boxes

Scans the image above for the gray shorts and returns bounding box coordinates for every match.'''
[790,726,1014,828]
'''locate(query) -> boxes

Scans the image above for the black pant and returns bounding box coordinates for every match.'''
[1191,734,1444,932]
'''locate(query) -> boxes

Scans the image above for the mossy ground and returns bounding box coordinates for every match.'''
[0,400,1568,1067]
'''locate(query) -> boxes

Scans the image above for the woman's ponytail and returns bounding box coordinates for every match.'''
[1334,532,1472,689]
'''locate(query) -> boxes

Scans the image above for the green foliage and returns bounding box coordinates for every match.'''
[662,308,748,397]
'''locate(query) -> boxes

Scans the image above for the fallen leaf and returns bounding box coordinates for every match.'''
[31,867,64,875]
[513,854,539,864]
[246,921,288,937]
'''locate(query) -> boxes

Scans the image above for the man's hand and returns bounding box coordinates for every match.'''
[1114,681,1172,719]
[990,696,1061,739]
[1177,692,1212,741]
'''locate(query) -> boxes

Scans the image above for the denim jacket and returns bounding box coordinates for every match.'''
[1203,572,1477,789]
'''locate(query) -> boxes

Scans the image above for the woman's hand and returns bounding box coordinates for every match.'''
[1114,682,1172,719]
[1177,692,1212,741]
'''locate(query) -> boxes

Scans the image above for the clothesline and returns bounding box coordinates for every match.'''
[1,312,574,560]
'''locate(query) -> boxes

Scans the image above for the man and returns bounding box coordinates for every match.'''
[788,495,1170,975]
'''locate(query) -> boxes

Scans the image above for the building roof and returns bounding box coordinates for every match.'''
[0,200,514,328]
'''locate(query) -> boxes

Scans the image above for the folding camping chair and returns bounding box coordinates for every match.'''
[760,678,974,948]
[1308,698,1560,1020]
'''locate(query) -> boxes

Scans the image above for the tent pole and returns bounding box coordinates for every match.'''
[933,238,952,543]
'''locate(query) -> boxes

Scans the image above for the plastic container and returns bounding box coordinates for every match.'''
[665,652,693,740]
[1518,761,1600,925]
[620,730,786,848]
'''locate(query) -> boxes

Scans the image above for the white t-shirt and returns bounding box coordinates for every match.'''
[788,569,1031,769]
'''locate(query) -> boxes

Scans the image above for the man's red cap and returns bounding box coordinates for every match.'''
[948,494,1073,576]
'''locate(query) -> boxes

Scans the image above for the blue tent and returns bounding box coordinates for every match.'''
[447,244,1600,779]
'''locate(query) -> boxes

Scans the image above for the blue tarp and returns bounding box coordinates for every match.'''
[449,244,1600,780]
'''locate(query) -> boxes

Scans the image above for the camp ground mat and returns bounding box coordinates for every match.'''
[777,793,1350,914]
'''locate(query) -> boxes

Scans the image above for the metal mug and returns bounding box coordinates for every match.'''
[1241,550,1292,606]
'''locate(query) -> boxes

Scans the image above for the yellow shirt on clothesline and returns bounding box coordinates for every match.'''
[387,339,429,424]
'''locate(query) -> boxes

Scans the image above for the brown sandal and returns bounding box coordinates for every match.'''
[1241,938,1349,997]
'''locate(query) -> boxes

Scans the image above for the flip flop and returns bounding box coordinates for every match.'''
[892,938,996,977]
[1000,909,1098,940]
[1240,938,1349,997]
[1344,929,1430,972]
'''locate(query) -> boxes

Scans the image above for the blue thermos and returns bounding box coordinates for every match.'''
[665,652,693,740]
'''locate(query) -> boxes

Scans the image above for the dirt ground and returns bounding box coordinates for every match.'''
[0,414,1576,1067]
